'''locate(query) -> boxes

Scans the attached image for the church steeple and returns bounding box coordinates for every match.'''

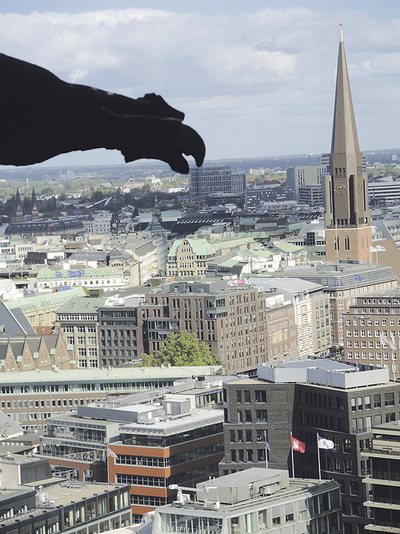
[324,25,372,263]
[331,23,360,156]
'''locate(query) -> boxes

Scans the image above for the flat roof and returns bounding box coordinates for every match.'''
[0,366,222,385]
[120,408,223,436]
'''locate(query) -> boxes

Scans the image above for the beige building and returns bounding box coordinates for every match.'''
[343,290,400,380]
[5,286,87,328]
[166,238,215,278]
[264,291,298,361]
[166,236,258,279]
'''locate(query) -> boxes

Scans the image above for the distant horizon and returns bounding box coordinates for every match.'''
[0,3,399,167]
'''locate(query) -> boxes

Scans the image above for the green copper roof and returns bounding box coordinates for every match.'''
[168,238,215,258]
[5,287,86,313]
[56,296,106,314]
[36,267,123,280]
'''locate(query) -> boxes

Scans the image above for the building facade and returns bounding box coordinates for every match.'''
[151,468,342,534]
[56,296,106,368]
[343,290,400,380]
[286,165,328,200]
[189,166,246,200]
[221,359,400,534]
[139,281,267,374]
[362,421,400,532]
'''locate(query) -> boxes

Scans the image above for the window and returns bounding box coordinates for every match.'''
[374,394,381,408]
[255,390,266,403]
[385,392,395,407]
[256,410,267,422]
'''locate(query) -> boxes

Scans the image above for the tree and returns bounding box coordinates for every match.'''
[141,331,221,367]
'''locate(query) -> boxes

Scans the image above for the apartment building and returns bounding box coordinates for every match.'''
[221,359,400,534]
[56,296,105,368]
[140,280,267,374]
[250,277,331,358]
[343,289,400,380]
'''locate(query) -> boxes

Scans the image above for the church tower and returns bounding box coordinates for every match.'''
[31,187,39,221]
[324,25,372,263]
[15,188,23,223]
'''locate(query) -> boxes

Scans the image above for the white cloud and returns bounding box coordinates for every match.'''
[0,5,399,162]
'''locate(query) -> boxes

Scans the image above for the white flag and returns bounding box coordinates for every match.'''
[318,435,336,450]
[370,246,377,253]
[376,245,386,252]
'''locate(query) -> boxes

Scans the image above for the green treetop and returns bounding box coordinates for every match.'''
[141,331,222,367]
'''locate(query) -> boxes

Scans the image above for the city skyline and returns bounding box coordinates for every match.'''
[1,1,400,167]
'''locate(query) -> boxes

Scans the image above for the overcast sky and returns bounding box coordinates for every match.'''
[1,0,400,168]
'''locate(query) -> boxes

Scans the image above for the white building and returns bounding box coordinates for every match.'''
[149,468,342,534]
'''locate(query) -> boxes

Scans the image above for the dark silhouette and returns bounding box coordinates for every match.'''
[0,53,205,173]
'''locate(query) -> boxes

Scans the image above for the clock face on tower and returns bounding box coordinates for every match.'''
[334,180,347,195]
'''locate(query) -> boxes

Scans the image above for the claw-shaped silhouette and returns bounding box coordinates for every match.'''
[0,53,205,173]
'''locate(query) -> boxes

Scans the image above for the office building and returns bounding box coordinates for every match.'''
[97,295,144,367]
[151,468,342,534]
[274,261,397,345]
[343,289,400,380]
[286,165,328,200]
[0,473,130,534]
[189,166,246,200]
[35,266,128,293]
[0,366,220,431]
[362,421,400,531]
[245,185,294,210]
[221,359,400,534]
[324,28,372,263]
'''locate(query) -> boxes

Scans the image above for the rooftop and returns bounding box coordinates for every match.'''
[0,366,222,385]
[257,359,390,390]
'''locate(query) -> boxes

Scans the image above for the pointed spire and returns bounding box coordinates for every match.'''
[331,24,360,155]
[31,187,37,206]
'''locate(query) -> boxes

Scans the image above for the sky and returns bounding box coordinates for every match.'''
[1,0,400,168]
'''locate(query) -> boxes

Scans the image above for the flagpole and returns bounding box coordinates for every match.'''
[290,432,295,478]
[264,430,269,469]
[317,433,322,480]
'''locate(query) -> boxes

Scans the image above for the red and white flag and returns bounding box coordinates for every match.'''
[291,435,305,453]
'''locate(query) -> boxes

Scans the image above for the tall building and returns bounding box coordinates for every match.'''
[221,359,400,534]
[342,289,400,380]
[286,165,328,200]
[139,280,267,374]
[324,26,372,263]
[189,166,246,200]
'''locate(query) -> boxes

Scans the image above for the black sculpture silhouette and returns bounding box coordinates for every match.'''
[0,53,205,173]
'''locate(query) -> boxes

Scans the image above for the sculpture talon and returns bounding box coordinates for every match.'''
[0,53,205,172]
